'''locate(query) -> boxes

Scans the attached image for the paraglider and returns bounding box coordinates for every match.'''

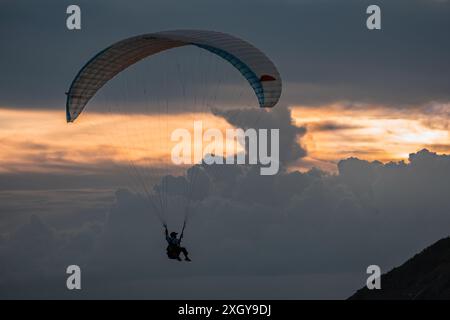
[164,223,191,261]
[66,30,281,122]
[65,29,282,260]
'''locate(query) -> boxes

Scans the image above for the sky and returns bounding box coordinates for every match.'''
[0,0,450,299]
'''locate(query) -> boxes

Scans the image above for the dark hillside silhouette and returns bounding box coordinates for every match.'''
[350,237,450,299]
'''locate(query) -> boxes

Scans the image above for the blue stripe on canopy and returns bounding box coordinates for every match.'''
[193,43,264,107]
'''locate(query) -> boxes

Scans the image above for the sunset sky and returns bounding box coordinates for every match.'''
[1,103,449,175]
[1,0,449,178]
[1,0,450,300]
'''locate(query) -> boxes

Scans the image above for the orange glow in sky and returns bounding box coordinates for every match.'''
[0,107,234,174]
[292,104,450,172]
[1,104,449,174]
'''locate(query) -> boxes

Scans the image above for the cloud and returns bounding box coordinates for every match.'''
[1,0,449,109]
[212,105,307,167]
[309,121,362,132]
[1,148,450,298]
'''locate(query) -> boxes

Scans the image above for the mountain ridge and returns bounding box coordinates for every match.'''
[349,236,450,299]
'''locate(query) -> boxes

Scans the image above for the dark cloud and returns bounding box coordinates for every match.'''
[309,121,362,132]
[1,148,450,298]
[212,105,307,167]
[0,0,449,109]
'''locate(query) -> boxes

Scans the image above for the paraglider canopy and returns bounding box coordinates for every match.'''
[66,29,282,122]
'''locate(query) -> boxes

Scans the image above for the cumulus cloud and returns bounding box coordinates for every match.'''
[212,106,307,167]
[1,148,450,298]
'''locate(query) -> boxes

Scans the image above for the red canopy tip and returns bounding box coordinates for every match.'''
[260,74,276,82]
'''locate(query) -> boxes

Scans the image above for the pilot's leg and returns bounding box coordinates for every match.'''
[179,247,191,261]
